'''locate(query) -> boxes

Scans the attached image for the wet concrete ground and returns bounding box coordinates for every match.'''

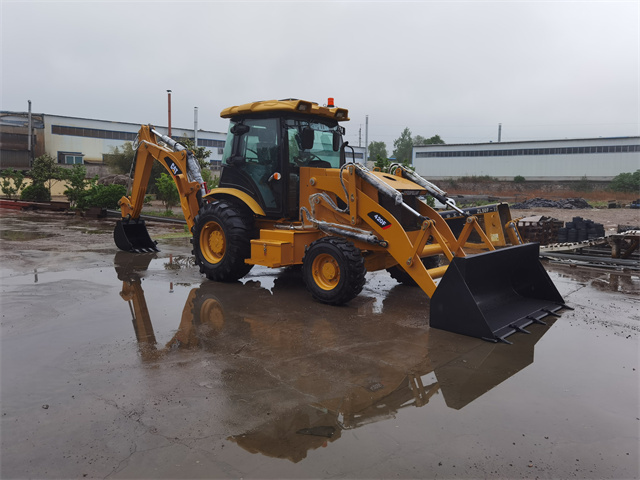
[1,211,638,479]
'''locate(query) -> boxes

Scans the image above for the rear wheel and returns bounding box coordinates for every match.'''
[302,237,366,305]
[192,201,254,281]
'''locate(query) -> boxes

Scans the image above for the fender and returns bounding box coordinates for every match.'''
[204,188,266,217]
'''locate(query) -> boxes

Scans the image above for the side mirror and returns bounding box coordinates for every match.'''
[301,128,314,150]
[332,131,342,152]
[231,123,250,136]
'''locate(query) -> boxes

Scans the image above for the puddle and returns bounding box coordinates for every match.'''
[0,215,638,479]
[0,230,59,241]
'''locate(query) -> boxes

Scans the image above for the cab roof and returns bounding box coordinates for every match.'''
[220,99,349,122]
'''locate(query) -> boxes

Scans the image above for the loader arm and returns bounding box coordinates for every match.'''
[115,125,205,252]
[299,163,566,343]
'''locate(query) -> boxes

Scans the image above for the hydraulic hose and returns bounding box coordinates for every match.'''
[151,128,207,197]
[389,163,467,216]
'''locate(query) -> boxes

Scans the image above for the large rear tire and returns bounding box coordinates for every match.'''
[192,201,254,282]
[302,237,366,305]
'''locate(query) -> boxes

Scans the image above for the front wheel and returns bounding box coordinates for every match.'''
[192,201,254,282]
[302,237,366,305]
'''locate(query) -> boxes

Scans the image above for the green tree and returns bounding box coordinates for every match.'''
[21,184,51,202]
[392,127,413,164]
[609,170,640,193]
[414,134,445,145]
[76,181,126,210]
[30,154,66,198]
[63,164,89,208]
[155,173,180,211]
[368,141,389,170]
[575,175,593,192]
[1,169,26,199]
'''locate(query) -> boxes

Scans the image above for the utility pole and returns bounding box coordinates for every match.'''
[27,100,33,165]
[194,107,199,147]
[365,115,369,164]
[167,90,172,137]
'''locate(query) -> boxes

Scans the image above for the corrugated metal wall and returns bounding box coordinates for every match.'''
[0,150,30,169]
[413,138,640,180]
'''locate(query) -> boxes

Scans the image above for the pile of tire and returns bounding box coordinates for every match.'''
[557,216,605,243]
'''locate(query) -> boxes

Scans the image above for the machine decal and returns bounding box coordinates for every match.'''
[368,211,392,230]
[164,156,182,176]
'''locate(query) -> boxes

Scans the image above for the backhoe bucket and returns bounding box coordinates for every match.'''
[430,243,565,343]
[114,219,159,253]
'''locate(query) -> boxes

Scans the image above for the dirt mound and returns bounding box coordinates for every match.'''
[511,197,592,209]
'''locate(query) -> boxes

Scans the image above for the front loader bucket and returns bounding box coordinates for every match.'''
[430,243,565,343]
[114,219,159,253]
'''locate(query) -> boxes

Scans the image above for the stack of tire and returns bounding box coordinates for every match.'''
[557,216,605,243]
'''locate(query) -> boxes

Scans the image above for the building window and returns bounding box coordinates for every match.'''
[198,138,225,148]
[52,124,137,141]
[57,151,83,164]
[414,143,639,159]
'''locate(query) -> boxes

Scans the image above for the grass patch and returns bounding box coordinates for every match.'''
[142,210,183,218]
[457,175,497,183]
[154,231,192,239]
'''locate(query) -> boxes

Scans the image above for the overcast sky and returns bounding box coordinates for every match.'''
[1,0,638,150]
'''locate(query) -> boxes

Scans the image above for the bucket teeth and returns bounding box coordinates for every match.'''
[509,324,531,334]
[526,315,547,326]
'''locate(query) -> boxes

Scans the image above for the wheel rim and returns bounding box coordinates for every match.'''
[312,253,341,290]
[200,221,225,264]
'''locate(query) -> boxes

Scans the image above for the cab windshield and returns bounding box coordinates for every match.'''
[285,119,342,168]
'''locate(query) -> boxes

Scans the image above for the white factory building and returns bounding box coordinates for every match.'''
[413,137,640,181]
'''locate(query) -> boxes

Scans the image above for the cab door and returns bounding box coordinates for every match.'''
[220,117,287,217]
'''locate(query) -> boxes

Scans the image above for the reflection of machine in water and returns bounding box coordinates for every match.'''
[114,252,557,463]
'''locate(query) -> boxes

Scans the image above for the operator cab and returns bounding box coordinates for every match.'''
[218,99,349,219]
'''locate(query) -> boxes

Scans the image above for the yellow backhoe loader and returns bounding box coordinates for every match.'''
[114,98,568,343]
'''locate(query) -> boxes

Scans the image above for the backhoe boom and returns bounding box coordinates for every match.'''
[114,125,205,252]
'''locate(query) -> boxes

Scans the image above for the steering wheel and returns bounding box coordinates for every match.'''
[294,152,322,166]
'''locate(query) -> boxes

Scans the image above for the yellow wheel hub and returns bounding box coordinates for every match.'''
[312,253,341,290]
[200,221,225,264]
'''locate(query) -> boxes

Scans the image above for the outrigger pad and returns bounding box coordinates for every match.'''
[114,219,159,253]
[430,243,565,343]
